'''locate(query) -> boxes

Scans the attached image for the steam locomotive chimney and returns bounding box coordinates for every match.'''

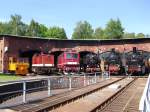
[133,47,137,53]
[111,48,115,52]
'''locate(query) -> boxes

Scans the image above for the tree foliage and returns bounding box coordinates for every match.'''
[136,33,145,38]
[93,27,104,39]
[46,26,67,39]
[9,14,26,35]
[103,19,124,39]
[27,19,41,37]
[0,14,148,39]
[0,14,28,35]
[72,21,93,39]
[0,14,67,39]
[0,22,12,34]
[123,32,135,38]
[39,24,48,37]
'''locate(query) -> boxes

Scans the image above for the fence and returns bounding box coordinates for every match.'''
[139,74,150,112]
[0,72,106,108]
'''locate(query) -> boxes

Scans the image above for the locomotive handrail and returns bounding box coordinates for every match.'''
[0,75,70,86]
[139,74,150,112]
[0,72,101,86]
[0,73,101,85]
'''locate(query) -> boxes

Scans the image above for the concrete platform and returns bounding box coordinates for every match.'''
[0,88,70,108]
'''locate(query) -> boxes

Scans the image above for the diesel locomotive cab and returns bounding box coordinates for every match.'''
[57,50,80,74]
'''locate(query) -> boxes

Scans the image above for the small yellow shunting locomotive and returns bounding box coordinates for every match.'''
[8,57,29,75]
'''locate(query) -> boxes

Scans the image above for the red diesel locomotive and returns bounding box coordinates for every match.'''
[32,53,54,74]
[57,50,80,74]
[32,50,80,74]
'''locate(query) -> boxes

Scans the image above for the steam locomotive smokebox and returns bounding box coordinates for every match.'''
[111,48,115,52]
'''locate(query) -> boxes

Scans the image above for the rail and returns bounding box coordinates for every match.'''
[0,72,104,108]
[91,77,136,112]
[139,74,150,112]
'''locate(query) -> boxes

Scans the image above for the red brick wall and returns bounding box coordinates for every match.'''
[2,36,150,72]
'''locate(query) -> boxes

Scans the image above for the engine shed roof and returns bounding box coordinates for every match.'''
[0,34,150,43]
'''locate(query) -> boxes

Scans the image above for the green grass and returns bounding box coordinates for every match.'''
[0,74,22,82]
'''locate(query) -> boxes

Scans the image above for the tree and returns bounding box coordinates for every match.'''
[27,19,40,37]
[9,14,27,35]
[93,27,104,39]
[39,24,48,37]
[103,18,124,39]
[45,26,67,39]
[72,21,93,39]
[0,22,13,35]
[123,32,135,38]
[145,34,150,38]
[136,33,145,38]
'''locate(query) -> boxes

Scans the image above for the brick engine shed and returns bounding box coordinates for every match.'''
[0,35,150,73]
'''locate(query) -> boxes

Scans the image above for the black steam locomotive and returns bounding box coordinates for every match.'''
[125,47,150,75]
[81,53,100,72]
[99,48,123,74]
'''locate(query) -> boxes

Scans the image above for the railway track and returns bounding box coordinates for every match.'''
[3,76,147,112]
[95,78,147,112]
[8,77,124,112]
[49,77,135,112]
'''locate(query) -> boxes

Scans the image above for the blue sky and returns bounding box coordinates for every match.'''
[0,0,150,38]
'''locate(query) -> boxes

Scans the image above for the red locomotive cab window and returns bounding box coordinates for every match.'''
[73,54,78,59]
[66,53,72,59]
[66,53,78,59]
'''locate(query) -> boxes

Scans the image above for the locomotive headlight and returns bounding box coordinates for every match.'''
[138,65,141,68]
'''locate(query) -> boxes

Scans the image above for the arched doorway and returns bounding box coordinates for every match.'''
[50,51,64,67]
[19,50,41,72]
[79,51,97,72]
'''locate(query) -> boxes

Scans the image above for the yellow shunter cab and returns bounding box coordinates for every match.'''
[8,57,29,75]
